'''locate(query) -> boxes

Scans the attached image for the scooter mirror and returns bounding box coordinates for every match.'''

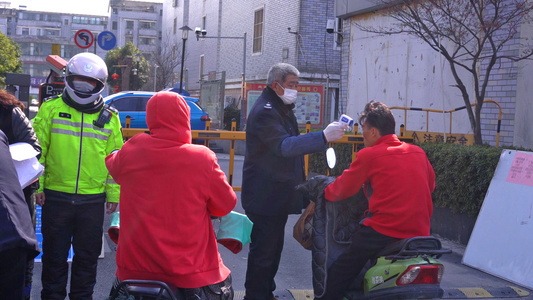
[326,147,336,169]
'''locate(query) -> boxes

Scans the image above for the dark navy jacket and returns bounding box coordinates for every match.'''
[0,130,40,257]
[242,87,327,216]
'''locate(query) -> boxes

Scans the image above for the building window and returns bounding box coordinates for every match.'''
[19,12,37,20]
[21,27,29,35]
[172,0,178,7]
[173,18,177,35]
[282,48,289,59]
[126,20,134,29]
[43,29,60,36]
[125,35,133,44]
[112,21,118,30]
[253,8,263,53]
[139,21,156,30]
[113,8,118,14]
[202,16,206,30]
[42,14,61,22]
[72,16,105,25]
[140,37,155,45]
[64,19,69,25]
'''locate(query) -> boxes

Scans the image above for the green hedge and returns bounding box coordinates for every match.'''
[308,141,530,217]
[420,143,501,216]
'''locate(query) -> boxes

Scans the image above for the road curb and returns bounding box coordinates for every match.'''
[442,286,531,298]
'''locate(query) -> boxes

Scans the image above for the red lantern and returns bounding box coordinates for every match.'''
[114,85,120,93]
[111,73,119,81]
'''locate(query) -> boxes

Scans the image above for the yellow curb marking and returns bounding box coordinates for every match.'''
[288,289,314,300]
[509,286,530,297]
[457,288,494,298]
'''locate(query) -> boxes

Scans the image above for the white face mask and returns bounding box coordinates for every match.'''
[277,84,298,105]
[72,80,96,93]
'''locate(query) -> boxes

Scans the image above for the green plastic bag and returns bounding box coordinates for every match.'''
[216,211,253,254]
[108,211,120,244]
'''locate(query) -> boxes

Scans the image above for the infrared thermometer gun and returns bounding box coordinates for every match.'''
[339,114,354,131]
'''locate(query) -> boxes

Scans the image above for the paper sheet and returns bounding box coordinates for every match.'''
[9,142,44,188]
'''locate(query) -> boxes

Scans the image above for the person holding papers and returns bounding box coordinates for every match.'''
[0,88,41,299]
[0,129,40,300]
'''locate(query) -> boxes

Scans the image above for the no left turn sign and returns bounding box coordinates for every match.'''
[74,29,94,49]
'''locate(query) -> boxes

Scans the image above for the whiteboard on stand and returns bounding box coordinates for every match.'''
[463,149,533,289]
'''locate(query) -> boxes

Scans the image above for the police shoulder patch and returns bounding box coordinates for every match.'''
[264,102,272,109]
[42,94,60,103]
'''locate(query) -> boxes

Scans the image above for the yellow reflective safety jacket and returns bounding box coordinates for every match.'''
[33,95,123,203]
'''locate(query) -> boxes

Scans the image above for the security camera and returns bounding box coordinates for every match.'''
[326,19,335,34]
[201,29,207,36]
[195,27,201,35]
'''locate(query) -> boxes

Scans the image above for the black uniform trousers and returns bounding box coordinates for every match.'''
[318,226,400,300]
[41,200,105,300]
[244,213,288,300]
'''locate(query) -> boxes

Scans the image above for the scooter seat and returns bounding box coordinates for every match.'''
[375,236,444,258]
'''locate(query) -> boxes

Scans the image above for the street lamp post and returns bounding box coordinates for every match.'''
[179,26,193,94]
[134,53,141,91]
[194,29,247,105]
[154,65,159,92]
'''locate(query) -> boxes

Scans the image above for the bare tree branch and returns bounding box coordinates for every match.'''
[149,29,182,91]
[356,0,533,144]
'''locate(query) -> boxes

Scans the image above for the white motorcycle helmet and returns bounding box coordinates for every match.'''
[65,53,108,105]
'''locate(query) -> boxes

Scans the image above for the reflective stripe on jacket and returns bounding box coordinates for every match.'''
[33,95,123,202]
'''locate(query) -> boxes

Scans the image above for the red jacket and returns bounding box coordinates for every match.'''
[106,92,237,288]
[325,134,435,239]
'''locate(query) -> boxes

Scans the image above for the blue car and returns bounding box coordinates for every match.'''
[103,91,209,130]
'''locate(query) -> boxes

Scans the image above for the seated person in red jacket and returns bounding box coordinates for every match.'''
[105,91,237,299]
[319,101,436,300]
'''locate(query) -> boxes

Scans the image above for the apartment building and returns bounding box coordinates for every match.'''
[0,0,162,98]
[109,0,163,62]
[163,0,342,127]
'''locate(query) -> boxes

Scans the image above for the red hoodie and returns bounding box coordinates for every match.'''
[106,92,237,288]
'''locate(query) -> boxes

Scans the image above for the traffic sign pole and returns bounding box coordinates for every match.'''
[94,32,98,54]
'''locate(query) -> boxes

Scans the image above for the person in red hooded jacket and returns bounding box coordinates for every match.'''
[105,91,237,299]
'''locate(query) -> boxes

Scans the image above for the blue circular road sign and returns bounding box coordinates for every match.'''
[97,31,117,50]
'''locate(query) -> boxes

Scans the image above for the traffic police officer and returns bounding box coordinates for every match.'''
[33,52,123,299]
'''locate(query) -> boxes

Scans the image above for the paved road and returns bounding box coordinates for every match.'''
[30,154,533,299]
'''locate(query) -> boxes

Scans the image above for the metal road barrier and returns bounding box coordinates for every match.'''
[121,119,413,191]
[390,99,502,147]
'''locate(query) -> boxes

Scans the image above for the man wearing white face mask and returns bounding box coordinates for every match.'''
[242,63,347,300]
[33,52,123,299]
